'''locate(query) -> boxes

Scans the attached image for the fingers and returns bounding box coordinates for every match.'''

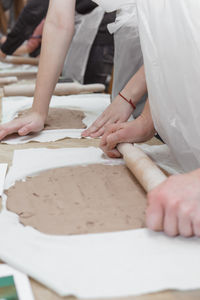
[146,192,164,232]
[146,185,199,237]
[0,113,44,140]
[18,124,34,136]
[100,123,124,158]
[0,119,25,140]
[193,214,200,237]
[163,205,178,237]
[82,114,108,137]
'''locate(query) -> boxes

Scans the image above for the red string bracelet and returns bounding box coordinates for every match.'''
[119,92,136,110]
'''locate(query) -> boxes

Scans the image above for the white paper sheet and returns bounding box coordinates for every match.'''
[0,164,7,196]
[0,264,34,300]
[0,147,198,298]
[0,210,200,298]
[1,94,110,144]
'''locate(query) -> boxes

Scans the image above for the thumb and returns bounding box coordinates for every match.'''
[18,124,33,136]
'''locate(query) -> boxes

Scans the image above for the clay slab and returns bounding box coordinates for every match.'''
[6,164,146,235]
[1,94,110,144]
[0,147,200,298]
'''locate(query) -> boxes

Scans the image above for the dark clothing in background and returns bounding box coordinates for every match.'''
[1,0,13,11]
[1,0,49,55]
[75,0,97,14]
[76,0,115,90]
[1,0,115,89]
[84,12,115,89]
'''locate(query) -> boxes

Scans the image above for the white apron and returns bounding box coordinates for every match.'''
[137,0,200,172]
[62,7,104,84]
[93,0,145,117]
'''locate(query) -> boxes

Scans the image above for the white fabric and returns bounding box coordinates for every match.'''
[0,147,199,298]
[1,94,110,144]
[62,7,104,83]
[93,0,136,34]
[137,0,200,172]
[1,211,200,298]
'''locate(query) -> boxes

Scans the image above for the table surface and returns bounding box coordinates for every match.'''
[0,90,200,300]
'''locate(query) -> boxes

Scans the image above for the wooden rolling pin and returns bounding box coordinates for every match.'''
[0,71,37,78]
[3,56,39,66]
[3,82,105,97]
[0,76,18,86]
[117,143,167,192]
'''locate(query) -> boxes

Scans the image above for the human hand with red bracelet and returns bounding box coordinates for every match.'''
[100,99,156,158]
[82,65,147,138]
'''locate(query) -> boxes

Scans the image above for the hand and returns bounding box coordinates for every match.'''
[0,36,7,44]
[0,111,45,140]
[0,49,6,60]
[81,94,134,138]
[146,170,200,237]
[100,115,155,158]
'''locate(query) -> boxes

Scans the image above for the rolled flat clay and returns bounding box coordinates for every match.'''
[18,108,86,130]
[3,82,105,97]
[6,164,147,235]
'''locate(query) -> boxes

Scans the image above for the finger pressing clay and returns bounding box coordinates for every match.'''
[18,108,87,130]
[6,164,147,235]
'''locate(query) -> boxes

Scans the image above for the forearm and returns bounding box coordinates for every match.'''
[121,65,147,106]
[1,0,48,55]
[138,98,155,137]
[32,0,75,118]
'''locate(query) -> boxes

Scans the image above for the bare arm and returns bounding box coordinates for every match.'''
[82,65,147,138]
[0,0,75,139]
[32,0,75,119]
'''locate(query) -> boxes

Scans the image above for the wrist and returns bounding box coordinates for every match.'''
[137,113,156,138]
[31,107,47,122]
[119,91,136,110]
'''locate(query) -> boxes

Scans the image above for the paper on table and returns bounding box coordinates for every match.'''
[0,164,7,196]
[0,147,198,298]
[0,210,200,299]
[0,264,34,300]
[4,147,123,190]
[0,61,38,73]
[1,94,110,144]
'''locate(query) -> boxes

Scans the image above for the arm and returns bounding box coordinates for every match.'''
[82,65,147,138]
[100,98,156,158]
[13,19,45,56]
[0,0,49,56]
[0,0,75,139]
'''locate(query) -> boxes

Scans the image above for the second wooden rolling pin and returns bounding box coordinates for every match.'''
[4,56,39,66]
[3,82,105,97]
[0,76,18,86]
[117,143,167,192]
